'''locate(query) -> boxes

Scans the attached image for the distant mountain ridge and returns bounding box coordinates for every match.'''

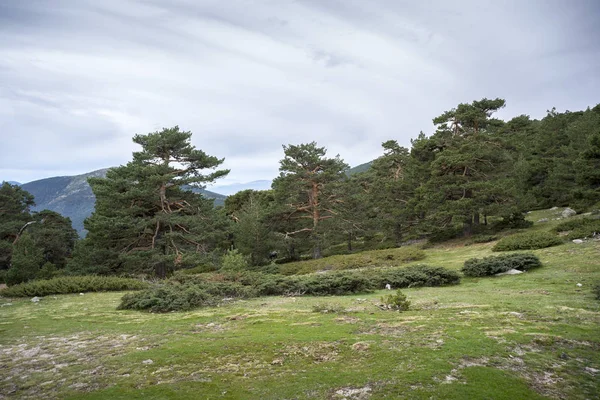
[21,169,227,235]
[209,180,272,195]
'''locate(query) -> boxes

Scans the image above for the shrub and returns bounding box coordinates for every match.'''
[553,218,600,240]
[367,265,461,289]
[380,290,410,311]
[462,253,542,277]
[221,249,249,271]
[0,276,149,297]
[118,264,460,312]
[468,235,498,245]
[594,282,600,300]
[493,212,533,230]
[0,270,6,284]
[492,231,563,251]
[118,283,216,313]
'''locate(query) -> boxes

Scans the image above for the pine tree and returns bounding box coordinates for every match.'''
[70,126,229,277]
[272,142,349,259]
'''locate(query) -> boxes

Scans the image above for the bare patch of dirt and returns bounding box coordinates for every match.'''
[330,385,372,399]
[0,333,155,399]
[281,342,340,364]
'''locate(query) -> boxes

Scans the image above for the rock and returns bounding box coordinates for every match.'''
[550,206,559,210]
[576,283,583,287]
[31,297,41,303]
[572,239,584,244]
[79,293,84,296]
[495,269,524,276]
[142,359,154,365]
[585,367,599,374]
[537,218,549,223]
[561,207,576,218]
[385,284,391,290]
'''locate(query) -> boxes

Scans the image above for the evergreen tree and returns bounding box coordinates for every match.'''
[0,183,35,271]
[272,142,349,259]
[69,126,229,277]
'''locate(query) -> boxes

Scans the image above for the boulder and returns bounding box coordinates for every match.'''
[495,269,524,276]
[537,218,549,223]
[572,239,584,244]
[31,297,41,303]
[561,208,577,218]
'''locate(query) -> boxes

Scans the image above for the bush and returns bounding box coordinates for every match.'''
[492,231,563,251]
[118,283,216,313]
[594,282,600,300]
[462,253,542,277]
[221,249,249,271]
[119,264,460,312]
[468,235,498,245]
[0,270,6,284]
[553,218,600,240]
[367,265,461,289]
[0,276,149,297]
[380,289,410,311]
[493,212,533,230]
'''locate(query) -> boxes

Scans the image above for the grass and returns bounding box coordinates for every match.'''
[1,221,599,399]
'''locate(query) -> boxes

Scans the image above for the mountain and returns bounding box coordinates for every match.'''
[209,180,272,195]
[21,169,227,235]
[346,161,372,176]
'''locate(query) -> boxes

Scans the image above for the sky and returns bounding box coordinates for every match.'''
[1,0,599,190]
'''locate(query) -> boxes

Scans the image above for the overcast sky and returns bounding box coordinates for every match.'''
[1,0,599,188]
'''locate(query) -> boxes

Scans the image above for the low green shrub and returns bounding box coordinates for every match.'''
[469,235,498,244]
[553,218,600,240]
[220,249,249,271]
[380,289,410,311]
[118,283,217,313]
[492,231,563,251]
[0,276,149,297]
[366,265,461,289]
[0,270,6,284]
[119,264,460,312]
[593,282,600,300]
[462,253,542,277]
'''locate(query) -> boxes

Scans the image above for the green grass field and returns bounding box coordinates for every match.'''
[1,212,599,399]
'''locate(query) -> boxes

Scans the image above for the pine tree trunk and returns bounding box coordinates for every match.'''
[463,216,473,237]
[473,212,480,226]
[312,233,322,259]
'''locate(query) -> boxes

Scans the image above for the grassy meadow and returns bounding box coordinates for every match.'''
[1,210,599,399]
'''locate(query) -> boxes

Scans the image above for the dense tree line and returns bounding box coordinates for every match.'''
[1,100,598,282]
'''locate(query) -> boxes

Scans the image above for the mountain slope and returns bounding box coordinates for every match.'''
[21,169,226,235]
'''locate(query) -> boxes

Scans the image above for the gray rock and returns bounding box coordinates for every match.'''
[142,359,154,365]
[550,206,559,210]
[572,239,584,244]
[495,269,524,276]
[561,207,576,218]
[31,297,41,303]
[537,218,549,223]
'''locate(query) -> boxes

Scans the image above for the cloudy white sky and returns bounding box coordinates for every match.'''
[1,0,599,189]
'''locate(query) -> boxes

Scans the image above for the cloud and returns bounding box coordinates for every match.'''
[0,0,599,184]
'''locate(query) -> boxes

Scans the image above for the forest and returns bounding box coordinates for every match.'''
[1,98,599,285]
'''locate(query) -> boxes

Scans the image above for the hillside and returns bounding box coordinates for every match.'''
[0,216,598,399]
[21,169,227,235]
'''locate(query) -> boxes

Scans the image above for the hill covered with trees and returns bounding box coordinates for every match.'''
[1,98,599,282]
